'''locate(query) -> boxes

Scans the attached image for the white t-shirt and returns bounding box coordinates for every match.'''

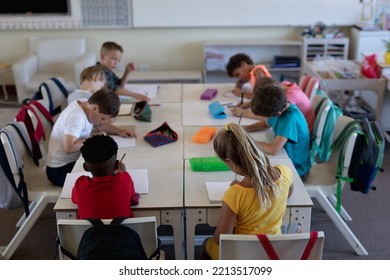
[46,99,93,168]
[67,89,92,105]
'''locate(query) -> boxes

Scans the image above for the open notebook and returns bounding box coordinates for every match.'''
[121,84,161,105]
[205,181,230,203]
[60,169,149,199]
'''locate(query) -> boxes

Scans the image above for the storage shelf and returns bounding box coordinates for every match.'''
[301,38,349,61]
[203,40,303,83]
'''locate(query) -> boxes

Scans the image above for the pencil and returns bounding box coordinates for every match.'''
[119,153,126,164]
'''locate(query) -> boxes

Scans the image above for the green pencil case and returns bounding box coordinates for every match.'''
[189,157,230,172]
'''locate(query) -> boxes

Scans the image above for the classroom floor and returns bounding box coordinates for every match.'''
[1,104,390,260]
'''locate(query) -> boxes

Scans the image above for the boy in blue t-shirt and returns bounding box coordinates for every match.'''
[245,81,311,180]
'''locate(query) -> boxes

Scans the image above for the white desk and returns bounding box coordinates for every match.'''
[153,84,183,103]
[113,102,182,128]
[183,126,288,160]
[182,83,238,103]
[184,157,313,260]
[53,82,313,260]
[54,157,184,260]
[182,102,259,127]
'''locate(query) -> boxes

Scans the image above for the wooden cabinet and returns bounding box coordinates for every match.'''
[203,40,302,83]
[301,37,349,61]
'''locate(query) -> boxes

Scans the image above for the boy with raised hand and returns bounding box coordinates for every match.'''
[46,88,136,186]
[96,41,149,102]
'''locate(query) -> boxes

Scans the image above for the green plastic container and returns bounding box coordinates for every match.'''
[189,157,230,171]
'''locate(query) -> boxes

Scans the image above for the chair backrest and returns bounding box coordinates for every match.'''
[57,216,159,260]
[310,94,343,164]
[29,37,87,74]
[219,232,325,260]
[0,123,28,186]
[298,75,320,102]
[331,115,358,178]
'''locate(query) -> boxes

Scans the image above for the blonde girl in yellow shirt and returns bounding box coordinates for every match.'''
[200,123,294,260]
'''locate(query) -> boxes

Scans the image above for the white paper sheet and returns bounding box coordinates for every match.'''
[122,84,161,105]
[205,181,230,203]
[60,169,149,198]
[111,135,136,148]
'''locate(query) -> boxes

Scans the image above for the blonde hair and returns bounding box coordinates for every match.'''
[79,66,106,84]
[213,123,281,209]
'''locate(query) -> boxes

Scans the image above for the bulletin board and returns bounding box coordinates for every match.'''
[132,0,363,28]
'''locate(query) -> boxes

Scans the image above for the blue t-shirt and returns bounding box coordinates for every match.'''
[267,103,311,176]
[95,62,121,91]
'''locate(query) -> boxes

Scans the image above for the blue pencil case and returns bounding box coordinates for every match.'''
[208,101,226,119]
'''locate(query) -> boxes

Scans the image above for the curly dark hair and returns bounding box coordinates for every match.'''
[80,134,118,164]
[251,83,287,117]
[226,53,254,77]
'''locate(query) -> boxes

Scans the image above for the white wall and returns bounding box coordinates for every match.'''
[0,27,304,74]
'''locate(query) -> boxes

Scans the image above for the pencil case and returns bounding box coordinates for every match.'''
[192,126,217,144]
[208,101,226,119]
[133,101,152,122]
[200,88,217,100]
[189,157,230,171]
[144,122,178,147]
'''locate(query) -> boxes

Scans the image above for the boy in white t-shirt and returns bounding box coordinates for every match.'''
[46,88,135,186]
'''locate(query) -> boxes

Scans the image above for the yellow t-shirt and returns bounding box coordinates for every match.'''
[205,164,293,259]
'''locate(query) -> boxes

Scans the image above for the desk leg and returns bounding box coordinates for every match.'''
[185,208,207,260]
[161,210,184,260]
[136,209,183,260]
[289,207,312,233]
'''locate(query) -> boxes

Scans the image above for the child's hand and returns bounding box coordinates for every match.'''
[240,101,251,109]
[232,87,242,97]
[124,62,136,73]
[118,128,137,138]
[132,92,150,102]
[230,106,246,117]
[116,160,126,172]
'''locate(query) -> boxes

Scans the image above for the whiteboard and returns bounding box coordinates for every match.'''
[132,0,363,27]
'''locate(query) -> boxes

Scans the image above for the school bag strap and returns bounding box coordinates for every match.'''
[41,77,68,115]
[0,128,30,216]
[15,105,44,165]
[28,100,54,126]
[256,231,319,260]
